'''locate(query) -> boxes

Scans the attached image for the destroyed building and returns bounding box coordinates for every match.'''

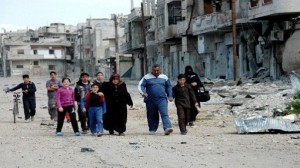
[120,0,300,80]
[0,23,76,77]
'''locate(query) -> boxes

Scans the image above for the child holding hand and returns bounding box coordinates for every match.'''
[81,83,106,137]
[172,74,200,135]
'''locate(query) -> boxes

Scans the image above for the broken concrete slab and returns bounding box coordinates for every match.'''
[235,116,300,134]
[217,91,238,98]
[224,98,246,106]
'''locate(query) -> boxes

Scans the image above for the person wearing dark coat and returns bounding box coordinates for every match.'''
[93,72,107,92]
[173,74,200,135]
[74,72,92,134]
[6,74,37,122]
[184,65,203,126]
[103,73,133,136]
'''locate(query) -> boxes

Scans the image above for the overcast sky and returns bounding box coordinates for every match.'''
[0,0,142,33]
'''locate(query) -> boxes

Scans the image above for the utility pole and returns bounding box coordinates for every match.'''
[113,14,118,74]
[88,19,94,79]
[79,31,83,73]
[231,0,239,80]
[82,26,85,72]
[141,2,148,74]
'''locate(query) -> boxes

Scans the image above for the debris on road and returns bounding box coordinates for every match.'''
[235,116,300,134]
[81,148,95,152]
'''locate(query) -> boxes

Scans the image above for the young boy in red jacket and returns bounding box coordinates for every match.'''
[81,83,106,137]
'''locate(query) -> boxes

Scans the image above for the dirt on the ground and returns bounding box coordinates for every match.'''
[0,77,299,168]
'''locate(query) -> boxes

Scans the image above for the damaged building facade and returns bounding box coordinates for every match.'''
[0,23,76,77]
[74,15,132,79]
[121,0,300,80]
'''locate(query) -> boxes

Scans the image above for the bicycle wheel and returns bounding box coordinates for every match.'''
[13,101,17,123]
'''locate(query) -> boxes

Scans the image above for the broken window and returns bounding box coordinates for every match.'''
[228,0,232,10]
[16,65,23,68]
[249,0,259,8]
[17,49,24,54]
[168,1,181,25]
[263,0,272,5]
[214,0,222,12]
[48,65,55,70]
[49,49,54,54]
[204,0,213,15]
[33,61,39,66]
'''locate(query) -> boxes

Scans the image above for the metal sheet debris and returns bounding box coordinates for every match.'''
[235,116,300,134]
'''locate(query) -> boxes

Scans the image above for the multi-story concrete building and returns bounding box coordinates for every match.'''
[120,0,156,79]
[120,0,300,80]
[75,16,132,79]
[1,23,76,77]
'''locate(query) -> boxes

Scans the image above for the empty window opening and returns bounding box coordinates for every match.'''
[17,50,24,54]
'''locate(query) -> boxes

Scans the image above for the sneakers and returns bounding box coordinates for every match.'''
[75,132,81,136]
[25,119,30,123]
[82,130,88,134]
[56,132,63,136]
[97,132,103,137]
[149,131,156,135]
[31,116,34,121]
[164,128,173,135]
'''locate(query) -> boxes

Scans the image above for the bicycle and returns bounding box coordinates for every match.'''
[12,92,21,123]
[4,88,21,123]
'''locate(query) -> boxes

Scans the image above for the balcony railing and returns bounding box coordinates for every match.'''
[193,11,235,35]
[248,0,300,20]
[7,53,66,60]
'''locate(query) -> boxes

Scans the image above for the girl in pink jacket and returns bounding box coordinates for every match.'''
[55,78,80,136]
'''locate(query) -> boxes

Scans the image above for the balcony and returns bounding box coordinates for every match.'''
[193,12,231,35]
[192,10,249,35]
[7,53,66,60]
[248,0,300,20]
[120,42,132,53]
[128,7,153,22]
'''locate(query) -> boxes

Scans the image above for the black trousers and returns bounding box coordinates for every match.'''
[56,106,79,133]
[177,108,190,132]
[23,97,36,120]
[77,104,89,131]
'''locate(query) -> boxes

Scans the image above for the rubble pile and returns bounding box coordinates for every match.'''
[207,78,292,118]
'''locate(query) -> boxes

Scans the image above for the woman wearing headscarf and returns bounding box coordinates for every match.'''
[184,65,203,126]
[103,73,133,136]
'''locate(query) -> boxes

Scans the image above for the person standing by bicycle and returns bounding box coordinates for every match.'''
[6,74,37,123]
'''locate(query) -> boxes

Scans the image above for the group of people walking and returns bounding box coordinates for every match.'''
[50,72,133,137]
[5,64,203,137]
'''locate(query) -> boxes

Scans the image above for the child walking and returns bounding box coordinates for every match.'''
[81,83,106,137]
[172,74,200,135]
[55,78,80,136]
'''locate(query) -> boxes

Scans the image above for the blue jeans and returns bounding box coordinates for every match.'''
[146,99,172,131]
[88,107,104,134]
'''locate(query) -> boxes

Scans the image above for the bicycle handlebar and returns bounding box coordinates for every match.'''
[13,92,21,98]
